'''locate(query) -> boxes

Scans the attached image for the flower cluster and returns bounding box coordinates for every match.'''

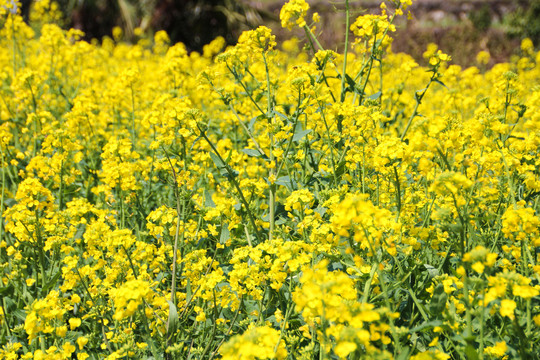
[0,0,539,359]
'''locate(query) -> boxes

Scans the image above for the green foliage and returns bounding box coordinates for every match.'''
[506,0,540,46]
[468,5,492,32]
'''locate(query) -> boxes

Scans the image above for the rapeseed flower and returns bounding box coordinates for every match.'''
[280,0,309,30]
[1,1,540,358]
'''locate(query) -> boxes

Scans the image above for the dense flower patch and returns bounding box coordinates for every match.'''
[1,0,539,359]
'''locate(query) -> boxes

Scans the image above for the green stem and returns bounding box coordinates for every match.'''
[274,301,294,354]
[479,283,486,359]
[1,295,12,337]
[225,64,266,116]
[320,107,339,186]
[75,268,114,354]
[164,152,185,306]
[11,14,17,76]
[400,71,438,141]
[526,299,531,336]
[360,263,378,304]
[352,6,400,105]
[358,50,377,106]
[208,297,243,360]
[58,146,64,210]
[340,0,350,103]
[263,53,275,242]
[275,89,304,177]
[393,165,401,220]
[130,83,136,146]
[0,149,5,255]
[303,25,324,52]
[199,291,219,359]
[34,211,47,296]
[376,266,403,354]
[198,125,263,244]
[0,147,11,339]
[227,103,267,157]
[463,271,475,347]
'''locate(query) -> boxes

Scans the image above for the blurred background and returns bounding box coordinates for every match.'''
[17,0,540,66]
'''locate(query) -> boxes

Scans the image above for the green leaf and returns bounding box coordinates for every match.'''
[242,148,267,159]
[204,190,216,208]
[209,151,225,169]
[292,129,312,142]
[186,278,192,303]
[409,320,443,333]
[428,283,448,315]
[396,348,411,360]
[209,152,228,177]
[415,88,427,100]
[314,206,327,217]
[147,334,164,360]
[275,176,296,189]
[0,283,14,296]
[367,91,382,100]
[4,198,16,207]
[225,169,239,179]
[424,264,439,278]
[220,223,230,244]
[167,300,178,339]
[273,110,289,122]
[344,73,356,87]
[13,309,26,322]
[434,79,448,89]
[465,344,480,360]
[243,300,259,315]
[248,116,257,132]
[74,224,86,240]
[43,268,62,293]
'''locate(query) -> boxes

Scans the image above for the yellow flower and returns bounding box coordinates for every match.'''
[62,342,76,357]
[112,26,122,41]
[471,262,485,274]
[220,325,287,359]
[521,38,533,54]
[77,353,90,360]
[284,189,314,213]
[476,50,490,65]
[56,325,67,337]
[512,284,539,299]
[410,349,450,360]
[533,314,540,326]
[109,279,152,320]
[334,341,357,358]
[428,337,439,347]
[237,26,276,53]
[280,0,309,30]
[274,308,283,324]
[69,317,82,330]
[350,13,395,50]
[499,299,516,320]
[77,336,89,350]
[195,306,207,322]
[484,341,507,357]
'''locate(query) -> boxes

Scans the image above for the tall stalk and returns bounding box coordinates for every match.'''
[339,0,350,105]
[263,53,275,242]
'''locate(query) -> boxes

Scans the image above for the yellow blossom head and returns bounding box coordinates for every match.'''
[280,0,310,30]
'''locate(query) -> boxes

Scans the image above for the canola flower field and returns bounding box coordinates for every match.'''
[1,0,540,359]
